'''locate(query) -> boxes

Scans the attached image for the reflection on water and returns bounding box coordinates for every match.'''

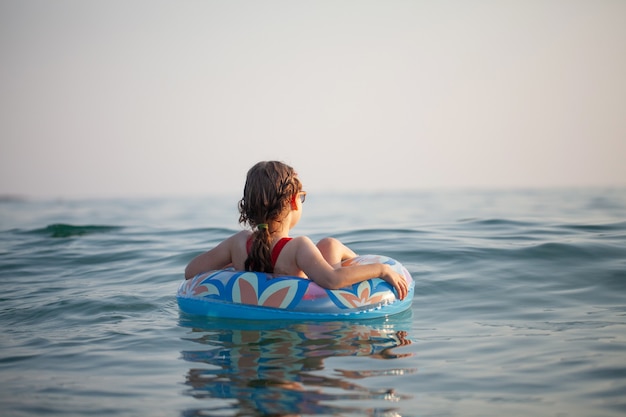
[179,310,416,416]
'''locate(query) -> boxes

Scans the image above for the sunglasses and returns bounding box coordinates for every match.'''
[299,191,307,203]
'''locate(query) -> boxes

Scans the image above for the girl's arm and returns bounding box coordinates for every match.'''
[295,237,408,300]
[184,233,240,279]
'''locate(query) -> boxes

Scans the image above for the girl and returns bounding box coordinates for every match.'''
[185,161,408,300]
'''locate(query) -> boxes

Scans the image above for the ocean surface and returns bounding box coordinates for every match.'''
[0,188,625,417]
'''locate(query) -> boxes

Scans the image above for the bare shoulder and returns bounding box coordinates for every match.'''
[290,235,317,250]
[291,235,327,263]
[228,230,252,249]
[185,230,252,278]
[232,230,253,241]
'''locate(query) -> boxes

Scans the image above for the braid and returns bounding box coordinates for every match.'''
[238,161,301,273]
[245,227,273,272]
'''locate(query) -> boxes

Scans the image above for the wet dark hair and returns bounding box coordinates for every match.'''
[238,161,301,272]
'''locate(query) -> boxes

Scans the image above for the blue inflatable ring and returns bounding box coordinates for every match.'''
[177,255,414,320]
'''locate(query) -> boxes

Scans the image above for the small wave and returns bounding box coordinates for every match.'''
[558,221,626,233]
[457,218,537,227]
[0,194,27,203]
[27,224,122,238]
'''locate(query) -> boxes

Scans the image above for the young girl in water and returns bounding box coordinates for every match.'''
[185,161,408,300]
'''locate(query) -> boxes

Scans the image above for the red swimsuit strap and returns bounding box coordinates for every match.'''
[271,237,292,266]
[246,236,293,268]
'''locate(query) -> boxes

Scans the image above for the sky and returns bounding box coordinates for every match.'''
[1,0,625,198]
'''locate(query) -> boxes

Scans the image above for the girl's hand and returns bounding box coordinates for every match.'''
[380,264,409,300]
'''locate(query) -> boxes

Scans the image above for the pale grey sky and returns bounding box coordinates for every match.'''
[1,0,625,198]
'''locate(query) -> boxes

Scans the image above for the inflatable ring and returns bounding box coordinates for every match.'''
[177,255,414,320]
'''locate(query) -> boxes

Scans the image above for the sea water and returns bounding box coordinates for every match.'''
[0,189,625,417]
